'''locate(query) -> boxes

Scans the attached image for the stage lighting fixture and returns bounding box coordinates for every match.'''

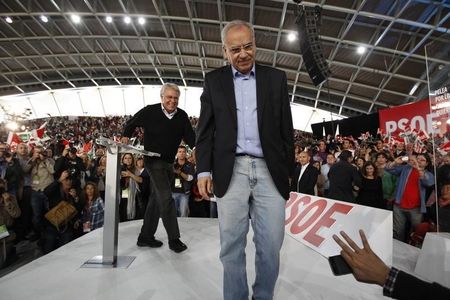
[138,17,145,25]
[71,14,81,24]
[40,15,49,23]
[295,5,330,86]
[357,46,366,54]
[106,16,113,23]
[5,17,13,24]
[124,16,131,24]
[287,32,296,42]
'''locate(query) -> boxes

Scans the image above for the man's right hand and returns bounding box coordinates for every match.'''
[197,176,213,200]
[121,137,129,144]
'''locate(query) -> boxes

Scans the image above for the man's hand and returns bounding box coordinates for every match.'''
[59,170,70,182]
[121,137,129,144]
[197,176,213,200]
[333,230,390,286]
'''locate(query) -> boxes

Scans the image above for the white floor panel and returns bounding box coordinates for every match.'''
[0,218,416,300]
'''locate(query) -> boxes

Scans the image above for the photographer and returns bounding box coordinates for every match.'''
[54,146,85,189]
[171,145,195,217]
[28,145,55,242]
[43,170,82,253]
[4,150,23,196]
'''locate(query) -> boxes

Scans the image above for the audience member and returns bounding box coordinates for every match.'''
[119,153,142,221]
[80,182,104,234]
[356,161,384,209]
[171,145,195,217]
[328,150,362,203]
[386,154,435,242]
[290,151,319,195]
[0,178,21,268]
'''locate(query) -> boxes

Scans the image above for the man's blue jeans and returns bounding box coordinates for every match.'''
[216,156,286,300]
[172,192,189,217]
[31,190,48,235]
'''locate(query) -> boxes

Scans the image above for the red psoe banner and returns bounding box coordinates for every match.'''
[379,99,432,135]
[285,192,392,263]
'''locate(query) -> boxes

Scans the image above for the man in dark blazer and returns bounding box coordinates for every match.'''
[290,151,319,195]
[328,150,361,203]
[196,20,294,300]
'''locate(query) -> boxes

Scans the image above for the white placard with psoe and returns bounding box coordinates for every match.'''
[285,192,393,264]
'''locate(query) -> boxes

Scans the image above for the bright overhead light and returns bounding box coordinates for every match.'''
[138,17,145,25]
[40,15,49,23]
[105,16,112,23]
[357,46,366,54]
[5,17,13,24]
[287,32,296,42]
[6,121,18,131]
[71,14,81,24]
[124,16,131,24]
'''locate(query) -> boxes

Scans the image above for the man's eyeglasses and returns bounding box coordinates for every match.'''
[163,95,179,101]
[227,42,254,55]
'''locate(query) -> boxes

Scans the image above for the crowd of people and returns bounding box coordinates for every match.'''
[0,114,449,266]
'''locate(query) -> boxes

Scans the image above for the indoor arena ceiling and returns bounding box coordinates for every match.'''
[0,0,449,117]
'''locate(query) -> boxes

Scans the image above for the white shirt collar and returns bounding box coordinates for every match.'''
[161,104,177,119]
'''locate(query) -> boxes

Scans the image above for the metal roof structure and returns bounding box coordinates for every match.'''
[0,0,449,118]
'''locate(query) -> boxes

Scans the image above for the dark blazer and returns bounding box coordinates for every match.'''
[290,163,319,195]
[196,64,295,199]
[392,270,450,300]
[327,160,362,203]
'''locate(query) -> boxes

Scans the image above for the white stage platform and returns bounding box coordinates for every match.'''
[0,218,419,300]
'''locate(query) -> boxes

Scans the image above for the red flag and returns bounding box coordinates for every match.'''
[83,140,93,153]
[6,132,23,152]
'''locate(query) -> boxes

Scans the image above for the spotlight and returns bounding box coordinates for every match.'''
[5,17,13,24]
[357,46,366,55]
[40,15,49,23]
[106,16,112,23]
[71,14,81,24]
[287,32,296,42]
[124,16,131,24]
[138,17,145,25]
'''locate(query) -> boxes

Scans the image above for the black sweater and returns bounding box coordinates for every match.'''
[123,104,195,163]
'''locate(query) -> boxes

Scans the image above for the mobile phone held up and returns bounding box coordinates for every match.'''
[329,255,352,276]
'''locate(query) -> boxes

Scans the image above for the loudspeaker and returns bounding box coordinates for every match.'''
[296,6,330,86]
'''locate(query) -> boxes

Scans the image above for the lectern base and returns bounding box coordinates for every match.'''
[81,255,136,269]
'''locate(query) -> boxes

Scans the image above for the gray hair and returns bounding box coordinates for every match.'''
[221,20,255,46]
[160,83,180,97]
